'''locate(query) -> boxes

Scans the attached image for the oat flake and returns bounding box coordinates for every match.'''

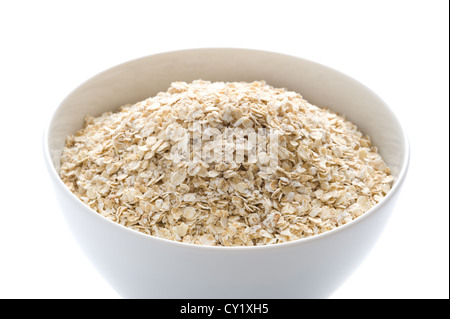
[60,80,393,246]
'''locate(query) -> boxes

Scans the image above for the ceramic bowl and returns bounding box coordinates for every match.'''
[44,48,409,298]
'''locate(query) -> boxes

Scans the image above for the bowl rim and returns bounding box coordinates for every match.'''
[43,47,410,251]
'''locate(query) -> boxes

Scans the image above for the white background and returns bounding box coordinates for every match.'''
[0,0,448,299]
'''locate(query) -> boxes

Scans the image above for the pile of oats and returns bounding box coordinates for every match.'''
[60,80,393,246]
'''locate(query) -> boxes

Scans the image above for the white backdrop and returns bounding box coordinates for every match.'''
[0,0,448,299]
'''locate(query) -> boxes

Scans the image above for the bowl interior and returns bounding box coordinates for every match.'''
[47,48,407,186]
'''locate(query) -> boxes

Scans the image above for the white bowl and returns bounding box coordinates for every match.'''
[44,48,409,298]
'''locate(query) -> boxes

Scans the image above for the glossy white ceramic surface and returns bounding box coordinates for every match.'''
[44,48,409,298]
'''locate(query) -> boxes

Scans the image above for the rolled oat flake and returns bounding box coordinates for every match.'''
[60,80,393,246]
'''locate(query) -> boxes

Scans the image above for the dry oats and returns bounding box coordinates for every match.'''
[60,80,393,246]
